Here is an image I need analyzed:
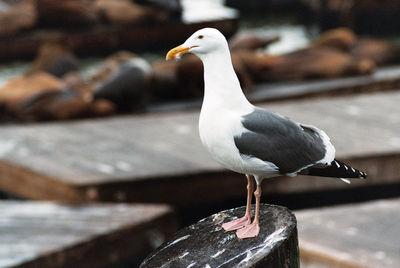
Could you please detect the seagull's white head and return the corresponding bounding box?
[166,28,228,60]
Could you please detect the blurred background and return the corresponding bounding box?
[0,0,399,267]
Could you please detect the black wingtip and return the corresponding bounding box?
[359,170,367,179]
[302,159,367,179]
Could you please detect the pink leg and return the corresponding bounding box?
[222,175,254,231]
[236,183,261,239]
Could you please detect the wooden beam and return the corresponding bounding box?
[0,92,399,204]
[296,198,400,268]
[149,65,400,112]
[140,204,299,267]
[0,201,178,268]
[0,161,82,202]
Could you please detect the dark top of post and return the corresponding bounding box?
[140,204,299,268]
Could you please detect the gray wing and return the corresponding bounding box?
[234,108,327,174]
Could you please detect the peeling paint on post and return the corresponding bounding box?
[140,204,299,268]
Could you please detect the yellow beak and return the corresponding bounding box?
[166,45,191,60]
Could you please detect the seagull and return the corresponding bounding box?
[166,28,367,239]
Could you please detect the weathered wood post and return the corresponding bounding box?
[140,204,299,267]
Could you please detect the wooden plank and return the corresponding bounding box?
[296,198,400,268]
[0,91,399,203]
[148,65,400,112]
[0,201,177,268]
[248,65,400,102]
[140,204,299,268]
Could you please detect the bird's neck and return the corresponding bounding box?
[200,50,250,110]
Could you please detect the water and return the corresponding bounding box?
[238,15,314,55]
[181,0,238,23]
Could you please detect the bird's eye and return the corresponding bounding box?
[198,35,204,39]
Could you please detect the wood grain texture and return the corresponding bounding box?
[296,198,400,268]
[140,204,299,268]
[0,92,399,203]
[0,201,177,268]
[248,65,400,103]
[148,65,400,112]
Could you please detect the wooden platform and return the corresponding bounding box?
[0,200,177,268]
[0,91,400,203]
[149,65,400,112]
[141,204,299,268]
[296,198,400,268]
[249,65,400,102]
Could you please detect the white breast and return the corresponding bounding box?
[199,105,280,179]
[199,108,246,174]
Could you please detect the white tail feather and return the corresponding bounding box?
[340,178,351,184]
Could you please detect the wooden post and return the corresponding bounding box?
[140,204,299,268]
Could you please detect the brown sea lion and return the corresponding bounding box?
[351,37,400,66]
[312,27,357,51]
[239,48,374,81]
[94,0,167,25]
[229,31,280,51]
[27,42,79,78]
[0,0,36,37]
[91,51,152,111]
[36,0,100,27]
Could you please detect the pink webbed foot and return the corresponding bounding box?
[236,222,260,239]
[222,215,251,231]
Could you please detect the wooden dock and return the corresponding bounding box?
[249,65,400,102]
[149,65,400,112]
[0,201,177,268]
[296,198,400,268]
[0,91,399,204]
